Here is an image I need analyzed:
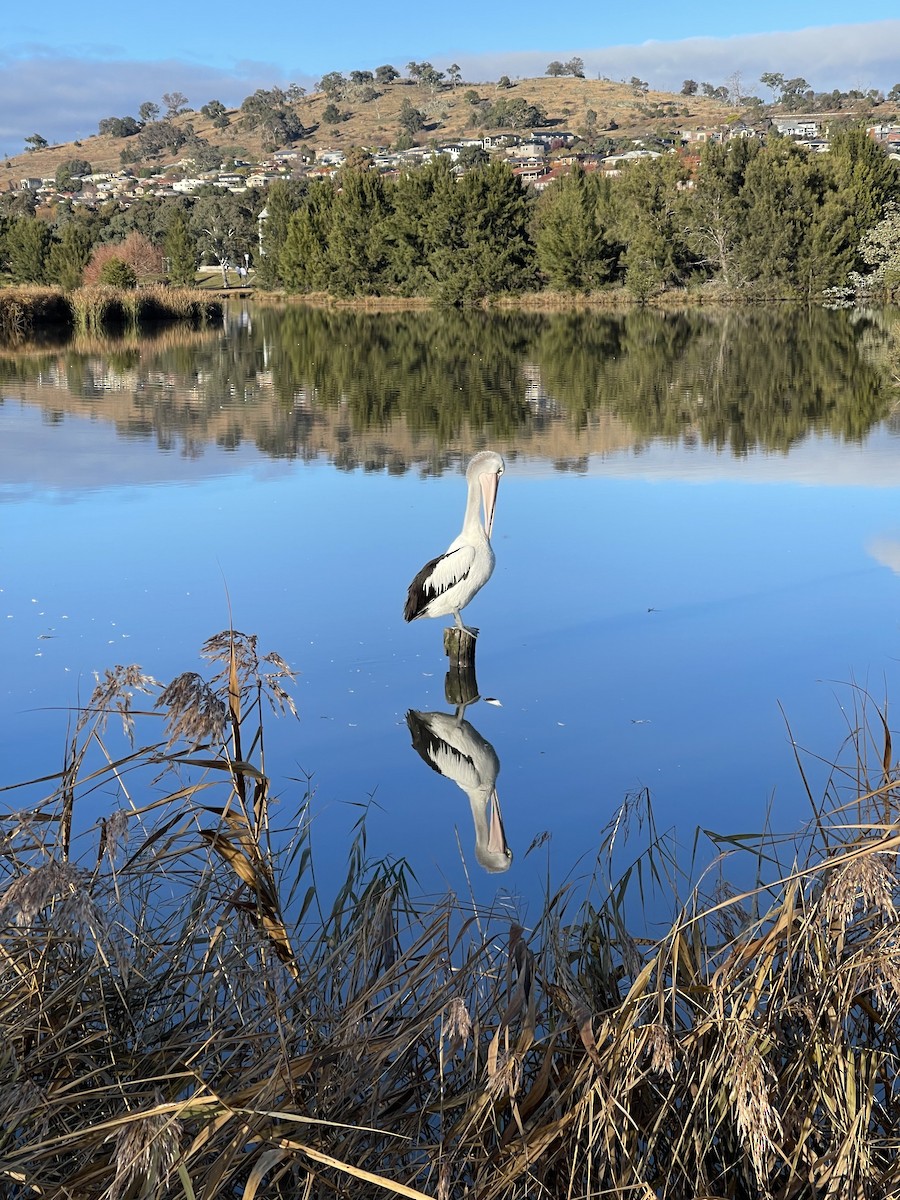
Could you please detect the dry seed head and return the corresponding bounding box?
[0,861,86,926]
[725,1024,782,1183]
[103,809,130,861]
[156,671,228,746]
[80,664,158,743]
[852,944,900,1009]
[108,1106,182,1200]
[822,850,897,928]
[643,1022,675,1077]
[445,995,473,1045]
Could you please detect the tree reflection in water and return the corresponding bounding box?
[1,303,898,467]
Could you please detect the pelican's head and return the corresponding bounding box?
[467,450,505,540]
[474,787,513,874]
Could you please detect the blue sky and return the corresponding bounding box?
[3,2,900,156]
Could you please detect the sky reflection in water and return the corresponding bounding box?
[2,306,900,920]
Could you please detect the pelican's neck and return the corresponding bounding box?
[461,473,486,539]
[469,787,495,847]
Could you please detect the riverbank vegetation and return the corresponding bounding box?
[0,284,222,339]
[2,127,899,307]
[3,631,900,1198]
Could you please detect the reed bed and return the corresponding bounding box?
[3,635,900,1199]
[69,286,223,334]
[0,285,222,341]
[0,286,71,339]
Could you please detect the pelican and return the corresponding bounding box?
[404,450,505,635]
[406,707,512,873]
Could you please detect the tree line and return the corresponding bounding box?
[265,127,900,301]
[0,128,898,302]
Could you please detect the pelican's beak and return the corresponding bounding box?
[480,470,500,540]
[487,788,509,860]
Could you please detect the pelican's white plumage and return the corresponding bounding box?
[406,707,512,873]
[404,450,505,635]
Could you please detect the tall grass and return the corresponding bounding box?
[69,285,223,334]
[3,636,900,1198]
[0,285,222,341]
[0,286,71,339]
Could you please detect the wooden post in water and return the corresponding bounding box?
[443,627,477,669]
[443,628,479,708]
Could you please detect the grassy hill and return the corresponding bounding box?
[0,76,745,187]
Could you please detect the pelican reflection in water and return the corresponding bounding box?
[404,450,505,636]
[406,705,512,873]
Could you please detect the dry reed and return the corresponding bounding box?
[0,285,222,341]
[3,639,900,1199]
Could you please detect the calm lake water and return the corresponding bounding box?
[3,302,900,921]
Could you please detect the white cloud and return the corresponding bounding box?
[867,537,900,574]
[0,53,316,156]
[456,20,900,95]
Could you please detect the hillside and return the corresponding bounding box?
[0,76,744,186]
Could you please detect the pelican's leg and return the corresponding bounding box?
[453,610,479,638]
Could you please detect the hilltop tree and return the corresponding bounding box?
[759,72,785,102]
[240,88,305,149]
[419,64,445,93]
[98,116,141,138]
[24,133,48,152]
[477,96,547,129]
[137,119,186,158]
[163,91,190,117]
[681,79,698,96]
[318,72,345,99]
[398,98,426,136]
[447,64,462,88]
[200,100,230,129]
[139,101,160,123]
[546,62,566,77]
[375,65,399,85]
[566,57,585,79]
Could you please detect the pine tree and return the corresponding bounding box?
[534,166,619,291]
[327,169,391,295]
[255,180,305,287]
[6,216,51,283]
[164,210,197,286]
[46,222,93,290]
[428,161,537,304]
[280,180,335,292]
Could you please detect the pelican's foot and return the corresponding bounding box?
[461,625,479,639]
